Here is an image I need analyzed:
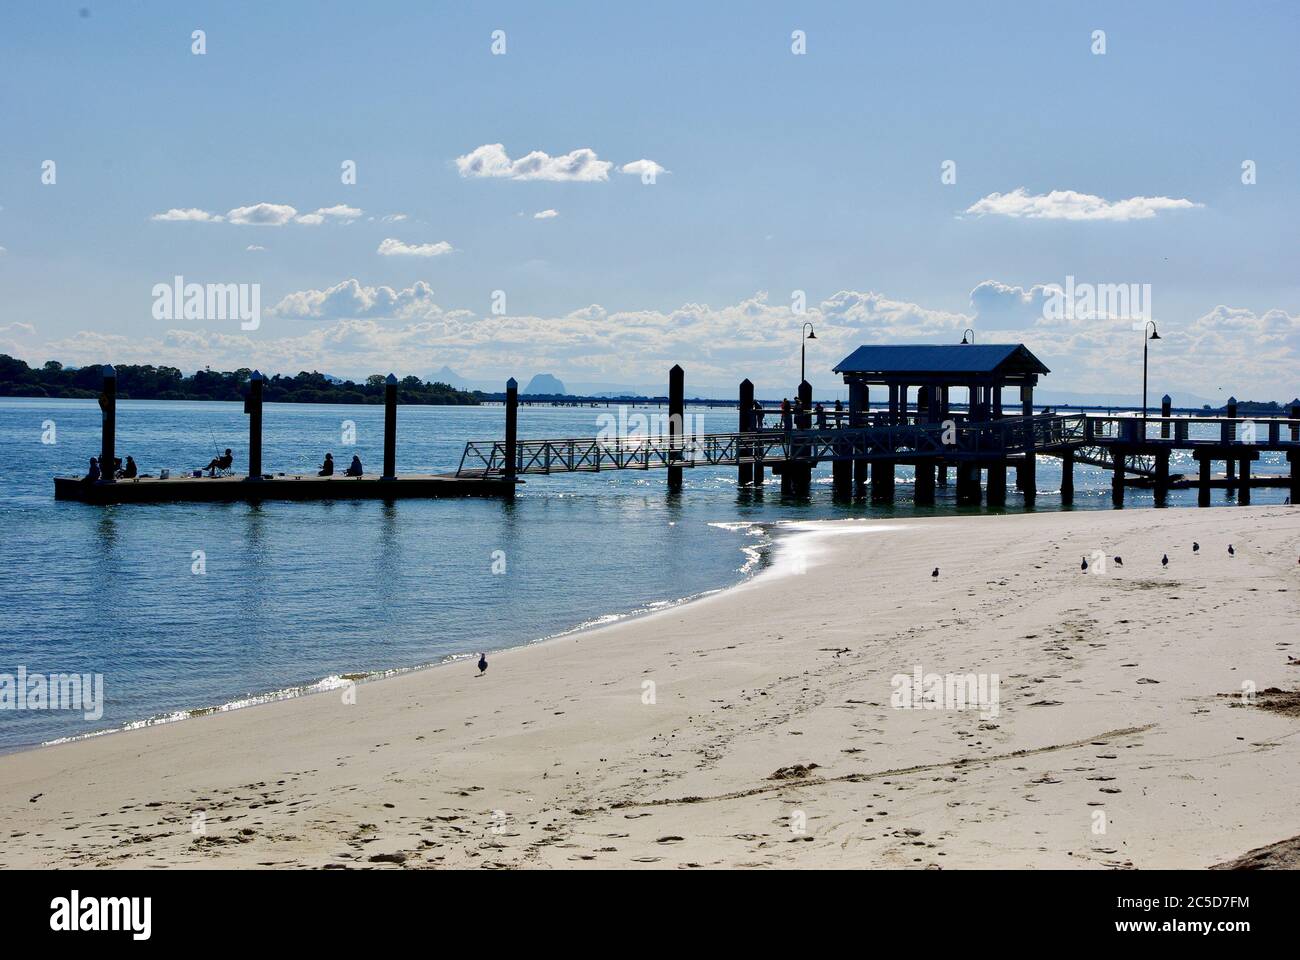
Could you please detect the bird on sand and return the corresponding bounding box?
[477,653,488,675]
[1081,556,1089,572]
[1193,542,1200,554]
[1161,554,1169,568]
[931,567,939,579]
[1113,556,1124,567]
[1228,544,1235,557]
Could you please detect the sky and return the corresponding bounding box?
[1,0,1298,401]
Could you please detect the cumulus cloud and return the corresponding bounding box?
[455,143,612,182]
[296,204,362,225]
[376,238,453,258]
[533,209,559,219]
[964,187,1203,221]
[150,208,225,223]
[619,159,668,180]
[152,202,363,226]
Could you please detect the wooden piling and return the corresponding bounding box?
[954,463,980,505]
[382,373,398,480]
[872,458,895,502]
[1111,449,1125,507]
[1224,397,1237,497]
[245,370,263,480]
[1239,455,1252,505]
[1060,450,1074,505]
[914,462,936,504]
[504,377,518,481]
[738,379,754,487]
[1290,450,1299,503]
[1160,394,1171,440]
[1291,400,1300,443]
[1197,452,1212,507]
[850,382,869,494]
[98,365,116,484]
[985,462,1007,505]
[1154,449,1170,506]
[1020,383,1036,502]
[668,365,684,492]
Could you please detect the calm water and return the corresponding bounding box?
[0,397,1289,750]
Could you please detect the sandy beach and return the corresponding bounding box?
[2,504,1297,870]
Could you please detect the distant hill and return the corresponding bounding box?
[522,373,566,395]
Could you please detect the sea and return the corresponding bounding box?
[0,396,1290,751]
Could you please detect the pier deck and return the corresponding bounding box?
[54,473,515,504]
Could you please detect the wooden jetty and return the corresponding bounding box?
[56,367,516,505]
[57,348,1300,508]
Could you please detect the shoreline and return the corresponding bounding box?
[2,505,1297,868]
[7,521,775,758]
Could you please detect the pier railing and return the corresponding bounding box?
[457,413,1088,477]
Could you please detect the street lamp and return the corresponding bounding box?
[801,322,816,383]
[1142,320,1160,419]
[960,328,975,345]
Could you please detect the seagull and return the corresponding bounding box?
[1161,554,1169,568]
[1192,542,1200,554]
[931,567,939,579]
[1228,544,1235,557]
[1081,556,1089,572]
[477,653,488,676]
[1113,556,1123,567]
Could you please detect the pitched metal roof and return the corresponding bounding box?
[832,343,1049,377]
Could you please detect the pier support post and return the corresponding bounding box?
[504,377,518,481]
[1224,397,1238,498]
[1291,400,1300,443]
[1160,394,1172,440]
[1239,455,1252,505]
[1197,453,1212,507]
[245,370,263,480]
[1290,450,1299,503]
[850,381,869,495]
[382,373,398,480]
[937,464,948,487]
[954,463,981,505]
[1111,449,1126,507]
[1020,383,1036,502]
[871,458,895,502]
[914,462,935,504]
[98,365,116,484]
[668,365,684,492]
[1060,451,1074,505]
[1154,450,1170,506]
[738,379,754,487]
[792,379,813,496]
[986,462,1007,506]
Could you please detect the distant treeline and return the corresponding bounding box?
[1207,400,1297,414]
[0,356,479,405]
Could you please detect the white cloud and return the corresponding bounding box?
[619,159,668,180]
[381,213,408,222]
[455,143,612,182]
[533,209,559,219]
[296,204,362,225]
[150,208,224,223]
[376,238,453,258]
[0,322,35,335]
[246,244,266,252]
[226,202,300,226]
[964,187,1203,221]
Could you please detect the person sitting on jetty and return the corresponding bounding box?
[781,398,793,432]
[345,455,363,477]
[203,449,234,477]
[318,453,335,477]
[83,457,100,483]
[117,455,138,479]
[815,402,827,429]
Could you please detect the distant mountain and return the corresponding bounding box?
[522,373,567,395]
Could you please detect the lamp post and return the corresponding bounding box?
[1142,320,1160,420]
[800,322,816,384]
[960,328,974,345]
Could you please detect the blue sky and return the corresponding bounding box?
[1,0,1297,399]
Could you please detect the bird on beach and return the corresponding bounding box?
[1193,542,1200,554]
[1228,544,1235,557]
[477,653,488,676]
[1080,556,1089,572]
[931,567,939,579]
[1113,556,1123,568]
[1161,554,1169,568]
